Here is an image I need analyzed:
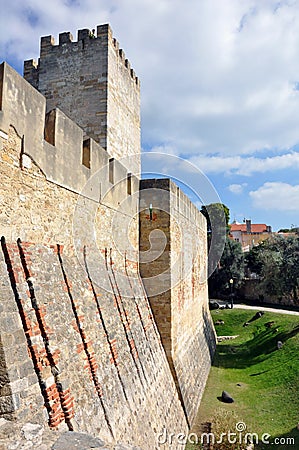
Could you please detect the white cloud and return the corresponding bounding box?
[2,1,299,158]
[228,183,247,194]
[146,144,179,156]
[249,182,299,211]
[190,151,299,176]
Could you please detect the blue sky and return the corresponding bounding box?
[1,0,299,231]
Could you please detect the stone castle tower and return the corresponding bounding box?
[24,24,140,174]
[0,24,216,449]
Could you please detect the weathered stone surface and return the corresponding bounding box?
[52,431,105,449]
[21,423,44,443]
[217,335,239,342]
[139,179,216,425]
[277,340,283,349]
[221,391,234,403]
[0,424,143,450]
[0,395,15,414]
[114,445,142,450]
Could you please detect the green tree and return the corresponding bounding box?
[246,235,299,303]
[208,238,244,299]
[277,227,299,233]
[200,203,229,278]
[201,203,230,235]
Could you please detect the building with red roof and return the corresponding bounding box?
[230,219,272,251]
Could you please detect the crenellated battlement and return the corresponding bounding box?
[24,24,141,174]
[0,62,139,210]
[28,24,139,87]
[139,178,207,229]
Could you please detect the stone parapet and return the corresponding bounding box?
[0,62,138,210]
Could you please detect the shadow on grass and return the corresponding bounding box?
[213,324,299,369]
[276,324,299,342]
[249,369,271,377]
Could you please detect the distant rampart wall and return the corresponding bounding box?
[139,179,216,426]
[239,279,299,307]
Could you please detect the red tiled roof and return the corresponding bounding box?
[230,223,268,233]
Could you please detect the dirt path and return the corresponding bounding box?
[211,299,299,316]
[233,303,299,316]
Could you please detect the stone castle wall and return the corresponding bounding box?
[24,24,140,175]
[0,22,216,449]
[0,63,188,449]
[169,182,216,424]
[139,179,216,427]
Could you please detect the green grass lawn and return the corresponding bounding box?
[187,309,299,450]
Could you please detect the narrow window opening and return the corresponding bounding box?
[176,187,180,210]
[82,139,91,168]
[19,135,24,169]
[44,110,56,145]
[109,158,114,184]
[0,65,3,109]
[127,173,132,195]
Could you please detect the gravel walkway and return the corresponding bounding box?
[211,299,299,316]
[233,303,299,315]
